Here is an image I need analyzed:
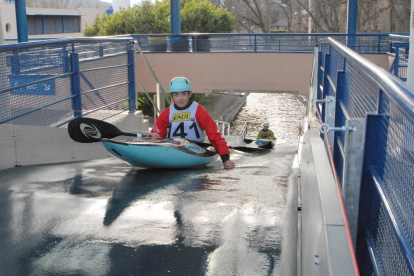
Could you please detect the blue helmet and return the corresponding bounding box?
[169,77,191,93]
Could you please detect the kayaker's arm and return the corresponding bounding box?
[196,105,235,168]
[257,130,263,139]
[151,107,170,138]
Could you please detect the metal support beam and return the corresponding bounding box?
[407,0,414,88]
[339,119,363,246]
[347,0,357,34]
[346,0,357,49]
[323,96,336,154]
[15,0,28,43]
[171,0,181,35]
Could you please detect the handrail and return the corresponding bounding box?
[0,37,134,51]
[215,120,230,135]
[240,121,250,139]
[324,37,414,122]
[132,33,407,38]
[134,42,170,113]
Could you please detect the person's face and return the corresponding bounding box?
[263,125,269,130]
[171,91,191,108]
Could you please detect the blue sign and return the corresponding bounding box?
[9,74,56,95]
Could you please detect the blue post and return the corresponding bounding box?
[70,53,82,118]
[127,47,136,114]
[11,51,20,75]
[15,0,28,42]
[171,0,180,34]
[347,0,357,49]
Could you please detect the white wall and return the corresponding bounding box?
[0,3,104,42]
[112,0,130,12]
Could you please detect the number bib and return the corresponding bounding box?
[168,102,205,142]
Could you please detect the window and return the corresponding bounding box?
[65,16,80,33]
[27,15,80,35]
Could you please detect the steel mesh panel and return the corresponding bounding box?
[320,38,414,275]
[381,102,414,250]
[342,59,379,118]
[0,39,133,127]
[329,49,345,89]
[357,172,412,276]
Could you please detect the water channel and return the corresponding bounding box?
[231,93,307,145]
[0,93,304,276]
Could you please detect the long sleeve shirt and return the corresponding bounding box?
[151,103,231,162]
[257,129,275,139]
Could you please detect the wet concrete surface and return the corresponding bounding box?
[0,145,298,276]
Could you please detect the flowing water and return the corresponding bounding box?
[0,93,304,276]
[231,93,307,145]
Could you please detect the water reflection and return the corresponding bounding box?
[231,93,306,145]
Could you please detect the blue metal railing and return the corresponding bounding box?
[133,33,407,54]
[389,42,409,81]
[0,37,136,127]
[317,37,414,275]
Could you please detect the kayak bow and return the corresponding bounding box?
[101,138,217,169]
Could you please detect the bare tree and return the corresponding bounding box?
[210,0,411,33]
[389,0,410,32]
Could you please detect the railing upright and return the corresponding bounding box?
[70,52,82,118]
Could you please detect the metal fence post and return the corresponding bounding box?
[340,119,363,246]
[324,95,336,153]
[11,51,20,75]
[70,52,82,118]
[128,46,136,114]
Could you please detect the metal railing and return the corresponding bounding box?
[240,121,249,140]
[389,42,409,81]
[132,33,406,54]
[315,37,414,275]
[215,120,230,136]
[0,37,136,127]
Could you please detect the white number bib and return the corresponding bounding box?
[168,102,205,142]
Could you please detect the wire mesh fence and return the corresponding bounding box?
[0,38,135,127]
[318,37,414,275]
[134,33,396,54]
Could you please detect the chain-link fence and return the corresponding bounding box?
[318,37,414,275]
[0,37,136,127]
[134,33,396,54]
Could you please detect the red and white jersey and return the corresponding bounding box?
[168,102,206,142]
[151,102,230,157]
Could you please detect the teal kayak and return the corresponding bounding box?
[101,138,217,169]
[255,139,275,149]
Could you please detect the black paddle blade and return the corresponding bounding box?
[243,139,254,144]
[68,117,124,143]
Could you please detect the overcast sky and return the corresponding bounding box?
[102,0,146,7]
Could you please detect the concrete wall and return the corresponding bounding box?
[0,111,149,171]
[136,52,390,96]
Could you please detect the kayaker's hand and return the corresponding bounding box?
[223,160,235,169]
[150,132,161,139]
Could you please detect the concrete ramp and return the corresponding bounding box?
[0,143,298,276]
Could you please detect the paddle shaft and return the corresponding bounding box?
[68,118,268,154]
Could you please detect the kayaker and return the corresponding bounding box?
[150,77,236,169]
[257,122,275,139]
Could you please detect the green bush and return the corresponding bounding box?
[84,0,235,36]
[181,0,235,33]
